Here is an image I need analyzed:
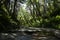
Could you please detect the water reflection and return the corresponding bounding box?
[0,32,60,40]
[16,35,32,40]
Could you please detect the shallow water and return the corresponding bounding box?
[0,32,60,40]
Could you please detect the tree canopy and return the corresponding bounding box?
[0,0,60,32]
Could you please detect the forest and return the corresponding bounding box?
[0,0,60,32]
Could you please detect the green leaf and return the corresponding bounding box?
[36,0,38,2]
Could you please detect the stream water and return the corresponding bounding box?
[0,32,60,40]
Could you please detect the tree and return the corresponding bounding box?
[0,0,21,32]
[0,0,60,32]
[18,0,60,29]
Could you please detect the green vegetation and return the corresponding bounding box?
[0,0,60,31]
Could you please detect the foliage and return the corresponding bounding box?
[0,0,60,32]
[0,0,20,31]
[18,0,60,29]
